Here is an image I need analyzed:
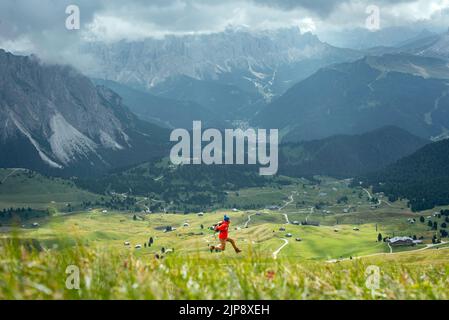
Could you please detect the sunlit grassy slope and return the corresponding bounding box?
[1,237,449,300]
[0,169,100,211]
[1,205,445,300]
[1,175,448,300]
[4,209,392,260]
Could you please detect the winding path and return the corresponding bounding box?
[1,168,22,184]
[278,192,297,225]
[243,213,257,228]
[388,242,393,254]
[363,188,373,199]
[363,188,381,205]
[364,187,395,207]
[279,192,296,210]
[273,239,289,260]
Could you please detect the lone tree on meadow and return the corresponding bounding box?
[433,221,438,230]
[377,233,383,242]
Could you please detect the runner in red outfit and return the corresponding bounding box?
[216,219,230,239]
[210,215,241,253]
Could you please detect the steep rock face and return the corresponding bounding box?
[82,27,361,100]
[0,50,168,176]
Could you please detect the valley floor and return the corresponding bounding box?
[1,174,448,299]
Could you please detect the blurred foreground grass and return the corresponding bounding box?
[1,238,449,300]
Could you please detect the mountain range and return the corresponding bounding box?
[82,28,449,137]
[0,50,169,176]
[321,27,438,50]
[3,27,449,184]
[255,53,449,142]
[402,29,449,60]
[82,27,361,104]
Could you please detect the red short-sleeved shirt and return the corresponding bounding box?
[215,221,230,239]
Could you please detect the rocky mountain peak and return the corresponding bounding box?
[0,50,167,175]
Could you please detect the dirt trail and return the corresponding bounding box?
[273,238,289,260]
[279,192,295,210]
[279,192,297,224]
[243,213,257,228]
[1,168,22,184]
[363,188,382,205]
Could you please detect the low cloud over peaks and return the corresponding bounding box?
[1,0,448,66]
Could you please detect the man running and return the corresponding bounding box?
[210,215,242,253]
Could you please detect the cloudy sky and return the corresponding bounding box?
[1,0,448,63]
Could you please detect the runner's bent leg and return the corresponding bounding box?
[227,238,241,253]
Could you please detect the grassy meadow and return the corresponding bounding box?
[2,237,449,300]
[1,174,448,300]
[0,169,100,211]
